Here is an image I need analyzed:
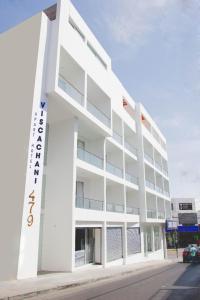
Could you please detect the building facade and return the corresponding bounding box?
[169,198,200,248]
[0,0,171,281]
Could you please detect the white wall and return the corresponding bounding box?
[41,118,77,272]
[0,13,46,281]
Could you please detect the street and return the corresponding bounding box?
[32,260,200,300]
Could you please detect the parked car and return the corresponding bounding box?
[182,245,200,263]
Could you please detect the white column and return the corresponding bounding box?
[41,118,78,272]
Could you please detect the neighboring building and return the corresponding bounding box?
[0,0,171,281]
[171,198,200,221]
[169,198,200,247]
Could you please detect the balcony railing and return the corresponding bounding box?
[163,169,168,177]
[125,172,138,185]
[145,180,155,190]
[156,186,163,194]
[144,153,154,165]
[58,75,84,105]
[113,130,123,145]
[87,100,111,127]
[147,209,157,219]
[76,197,104,211]
[107,202,124,213]
[124,141,137,156]
[77,147,103,169]
[106,161,123,178]
[158,211,165,219]
[164,190,170,197]
[126,206,140,215]
[155,161,162,172]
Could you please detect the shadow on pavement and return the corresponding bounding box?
[161,263,200,300]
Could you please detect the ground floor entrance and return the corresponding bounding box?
[75,227,101,267]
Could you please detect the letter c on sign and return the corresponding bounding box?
[38,127,43,133]
[36,144,42,150]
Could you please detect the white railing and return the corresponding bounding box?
[156,186,163,194]
[147,209,157,219]
[126,206,140,215]
[124,141,137,156]
[145,180,155,190]
[106,162,123,178]
[155,161,162,172]
[58,75,84,105]
[76,197,104,211]
[77,147,103,169]
[144,152,154,165]
[125,172,138,185]
[158,211,165,219]
[107,202,124,213]
[87,100,111,127]
[113,130,123,145]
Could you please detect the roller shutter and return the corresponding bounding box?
[127,227,141,255]
[107,227,123,262]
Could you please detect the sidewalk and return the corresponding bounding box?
[0,258,176,300]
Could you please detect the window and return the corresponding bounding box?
[87,42,107,69]
[69,17,85,41]
[171,203,173,210]
[77,139,85,149]
[154,226,161,251]
[179,203,193,210]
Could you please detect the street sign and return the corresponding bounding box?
[177,225,199,232]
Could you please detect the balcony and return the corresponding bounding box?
[163,169,168,177]
[156,186,163,194]
[113,130,123,145]
[58,76,84,105]
[155,161,162,172]
[158,211,165,219]
[144,152,154,165]
[125,172,138,185]
[87,100,110,127]
[76,197,103,211]
[145,180,155,190]
[126,206,140,215]
[163,190,170,197]
[147,209,157,219]
[77,147,103,169]
[107,202,124,213]
[124,141,137,156]
[106,161,123,178]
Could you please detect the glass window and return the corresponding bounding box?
[75,228,85,251]
[69,17,85,41]
[154,226,161,251]
[179,203,192,210]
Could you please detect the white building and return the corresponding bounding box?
[0,0,171,281]
[171,198,200,223]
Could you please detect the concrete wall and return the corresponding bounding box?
[0,13,45,280]
[41,118,77,272]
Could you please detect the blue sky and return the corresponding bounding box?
[1,0,199,198]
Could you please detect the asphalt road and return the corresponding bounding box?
[32,261,200,300]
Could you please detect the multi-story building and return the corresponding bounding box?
[0,0,171,281]
[168,198,200,247]
[171,198,200,221]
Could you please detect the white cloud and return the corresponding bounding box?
[103,0,173,46]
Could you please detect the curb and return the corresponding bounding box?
[0,260,176,300]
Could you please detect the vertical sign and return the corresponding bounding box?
[18,99,47,279]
